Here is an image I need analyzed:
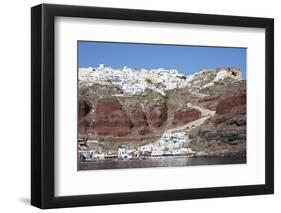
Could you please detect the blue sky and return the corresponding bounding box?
[78,41,247,79]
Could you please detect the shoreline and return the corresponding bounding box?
[78,156,246,171]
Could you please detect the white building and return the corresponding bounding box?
[118,147,132,159]
[78,65,195,96]
[151,148,164,156]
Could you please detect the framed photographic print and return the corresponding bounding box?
[31,3,274,209]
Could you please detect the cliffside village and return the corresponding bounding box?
[79,64,241,97]
[78,130,201,162]
[78,65,243,162]
[79,64,196,96]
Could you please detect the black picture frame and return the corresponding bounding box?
[31,3,274,209]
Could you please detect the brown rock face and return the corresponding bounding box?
[78,99,92,134]
[147,101,168,129]
[216,91,246,114]
[197,96,221,111]
[209,105,246,125]
[196,105,246,146]
[94,99,133,137]
[173,108,201,125]
[130,103,150,135]
[79,119,91,134]
[190,89,247,157]
[78,99,91,118]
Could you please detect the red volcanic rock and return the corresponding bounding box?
[138,127,150,135]
[79,119,91,134]
[197,96,221,111]
[94,99,133,137]
[208,105,246,125]
[173,108,201,125]
[131,104,148,128]
[147,102,168,128]
[216,92,246,115]
[96,98,122,113]
[130,103,150,135]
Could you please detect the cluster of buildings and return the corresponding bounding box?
[79,64,195,96]
[139,131,194,157]
[79,65,242,96]
[79,130,196,162]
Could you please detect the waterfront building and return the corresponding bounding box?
[151,148,164,157]
[93,152,105,159]
[118,147,132,159]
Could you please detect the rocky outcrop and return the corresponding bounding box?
[197,96,221,111]
[78,99,92,134]
[216,91,246,114]
[78,67,247,159]
[189,67,242,92]
[173,108,201,125]
[94,99,133,137]
[189,89,246,157]
[79,119,91,134]
[130,103,150,135]
[147,101,168,129]
[210,105,246,125]
[78,99,91,118]
[199,126,246,145]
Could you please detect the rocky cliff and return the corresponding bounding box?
[78,66,246,157]
[189,82,246,157]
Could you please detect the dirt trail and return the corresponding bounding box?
[187,103,215,117]
[167,103,215,133]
